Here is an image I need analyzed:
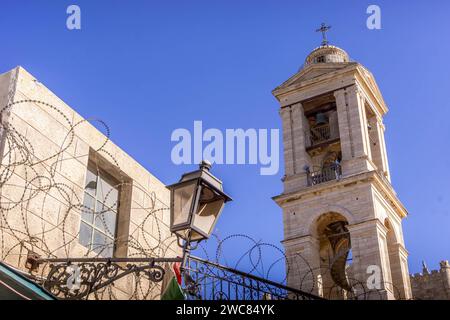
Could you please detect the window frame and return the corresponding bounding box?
[80,163,121,257]
[316,56,326,63]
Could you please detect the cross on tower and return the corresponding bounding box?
[316,23,331,46]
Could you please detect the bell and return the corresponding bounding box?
[315,112,328,125]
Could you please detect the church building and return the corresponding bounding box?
[273,27,412,299]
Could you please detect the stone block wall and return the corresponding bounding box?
[0,66,179,299]
[410,261,450,300]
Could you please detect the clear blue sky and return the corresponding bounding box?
[0,0,449,275]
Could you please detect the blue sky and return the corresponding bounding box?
[0,0,449,275]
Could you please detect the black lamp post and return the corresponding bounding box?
[167,160,232,267]
[168,160,231,243]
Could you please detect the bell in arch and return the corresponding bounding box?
[315,112,328,125]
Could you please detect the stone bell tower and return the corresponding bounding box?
[272,28,412,299]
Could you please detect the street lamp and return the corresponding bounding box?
[167,160,232,245]
[24,160,231,299]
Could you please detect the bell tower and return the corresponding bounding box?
[272,29,412,300]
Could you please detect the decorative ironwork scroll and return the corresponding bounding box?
[30,257,181,300]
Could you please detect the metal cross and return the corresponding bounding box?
[316,23,331,46]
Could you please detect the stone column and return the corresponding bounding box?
[368,117,382,174]
[375,119,391,181]
[283,235,321,296]
[359,93,372,161]
[347,219,395,300]
[334,86,374,176]
[280,103,312,191]
[328,110,340,140]
[346,85,371,159]
[279,106,295,177]
[334,89,353,160]
[389,244,412,299]
[291,102,310,174]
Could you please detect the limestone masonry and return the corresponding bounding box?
[272,44,448,300]
[0,45,447,299]
[0,66,179,299]
[410,261,450,300]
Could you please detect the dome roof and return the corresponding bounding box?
[304,45,350,67]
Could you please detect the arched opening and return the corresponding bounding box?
[314,212,352,299]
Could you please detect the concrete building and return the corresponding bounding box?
[0,66,179,299]
[272,43,412,299]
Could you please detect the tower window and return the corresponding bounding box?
[316,56,325,63]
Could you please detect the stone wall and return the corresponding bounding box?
[410,261,450,300]
[0,66,179,299]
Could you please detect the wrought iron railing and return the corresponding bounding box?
[183,256,322,300]
[309,124,331,146]
[306,164,342,186]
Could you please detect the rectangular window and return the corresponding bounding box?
[316,56,325,63]
[80,164,120,257]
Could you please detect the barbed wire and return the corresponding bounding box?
[0,98,175,299]
[0,98,403,300]
[192,233,405,300]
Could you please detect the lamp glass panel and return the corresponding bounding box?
[173,182,197,227]
[193,199,225,236]
[189,230,205,242]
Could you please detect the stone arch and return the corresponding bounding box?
[384,218,399,244]
[306,204,355,237]
[308,209,354,299]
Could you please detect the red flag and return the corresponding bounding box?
[173,262,181,285]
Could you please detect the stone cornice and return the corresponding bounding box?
[272,63,358,101]
[354,66,388,116]
[273,170,407,219]
[281,218,408,247]
[273,170,372,204]
[273,63,389,120]
[396,243,409,258]
[371,171,408,218]
[281,234,318,246]
[346,218,385,234]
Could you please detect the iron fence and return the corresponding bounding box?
[183,256,322,300]
[310,124,331,146]
[307,164,342,186]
